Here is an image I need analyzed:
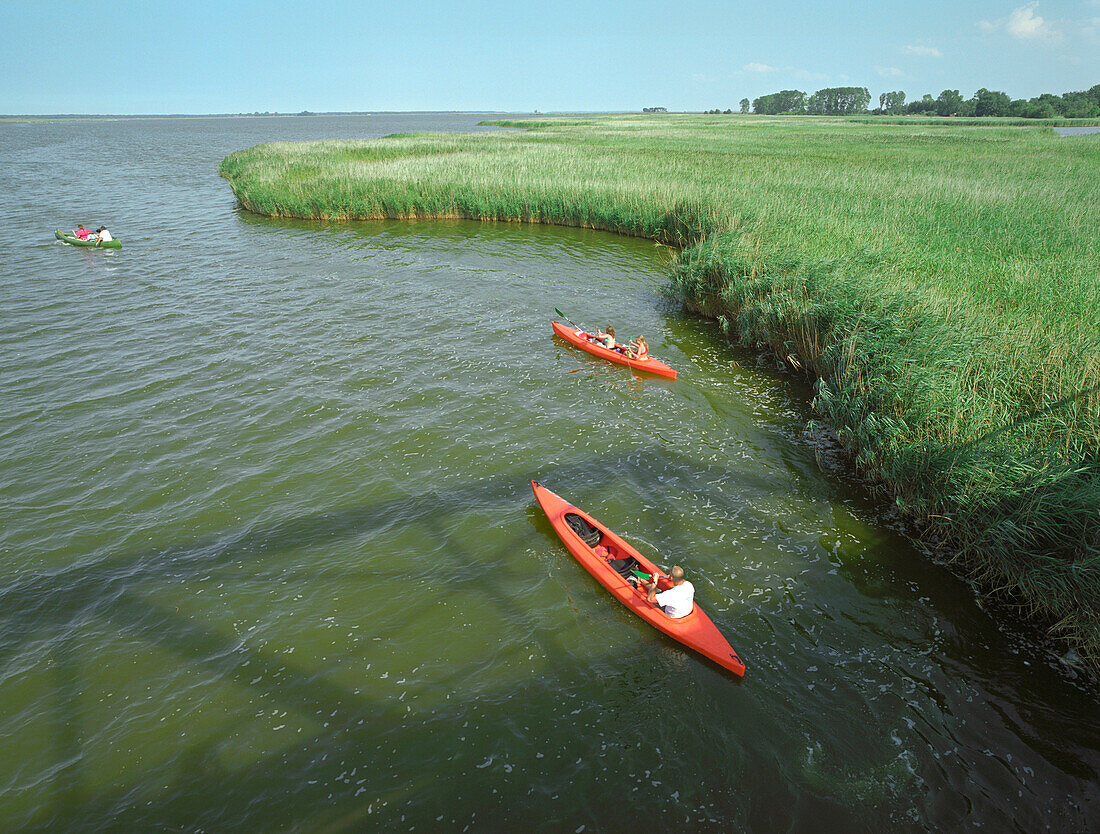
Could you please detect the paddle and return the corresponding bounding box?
[555,308,622,352]
[554,308,584,332]
[556,310,640,355]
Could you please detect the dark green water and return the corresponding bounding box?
[1,115,1097,832]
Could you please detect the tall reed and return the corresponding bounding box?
[220,116,1100,668]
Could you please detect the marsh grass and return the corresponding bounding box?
[220,115,1100,667]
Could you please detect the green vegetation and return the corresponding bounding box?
[220,115,1100,667]
[753,87,872,115]
[745,83,1100,118]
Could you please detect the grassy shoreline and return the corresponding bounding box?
[219,115,1099,669]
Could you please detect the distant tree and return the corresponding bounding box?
[724,108,733,114]
[906,94,936,115]
[1030,93,1066,116]
[752,90,807,114]
[1061,91,1100,118]
[751,95,773,114]
[806,87,871,115]
[878,90,906,115]
[973,88,1012,117]
[803,87,825,115]
[935,89,964,116]
[736,83,1095,119]
[779,89,808,113]
[1020,99,1059,118]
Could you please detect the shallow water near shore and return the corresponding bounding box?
[1,114,1098,832]
[1053,125,1100,135]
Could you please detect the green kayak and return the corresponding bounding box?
[55,229,121,249]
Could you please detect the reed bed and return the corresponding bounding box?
[220,115,1100,668]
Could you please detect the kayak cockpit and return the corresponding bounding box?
[565,511,602,546]
[564,511,649,587]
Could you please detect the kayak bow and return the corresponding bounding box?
[532,480,745,677]
[551,321,676,379]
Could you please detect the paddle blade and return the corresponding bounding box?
[554,307,581,331]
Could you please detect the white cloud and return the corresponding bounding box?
[743,62,777,73]
[979,2,1062,41]
[876,66,904,77]
[900,45,942,57]
[1008,3,1050,37]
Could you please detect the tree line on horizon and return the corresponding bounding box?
[701,84,1100,118]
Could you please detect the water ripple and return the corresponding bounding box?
[0,115,1097,833]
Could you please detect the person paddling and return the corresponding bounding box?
[73,224,91,240]
[642,565,694,618]
[626,335,648,360]
[594,325,618,350]
[93,226,113,244]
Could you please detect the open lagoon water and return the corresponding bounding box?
[1,114,1098,832]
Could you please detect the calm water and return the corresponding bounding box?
[1,114,1098,832]
[1054,125,1100,136]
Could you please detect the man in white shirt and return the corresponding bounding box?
[95,226,113,243]
[643,565,694,618]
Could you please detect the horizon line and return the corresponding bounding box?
[0,110,648,120]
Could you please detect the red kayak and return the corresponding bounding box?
[532,480,745,677]
[551,321,677,379]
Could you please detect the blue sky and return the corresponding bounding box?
[2,0,1097,114]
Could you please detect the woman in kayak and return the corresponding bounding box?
[626,335,648,360]
[594,325,618,350]
[642,566,694,618]
[73,224,92,240]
